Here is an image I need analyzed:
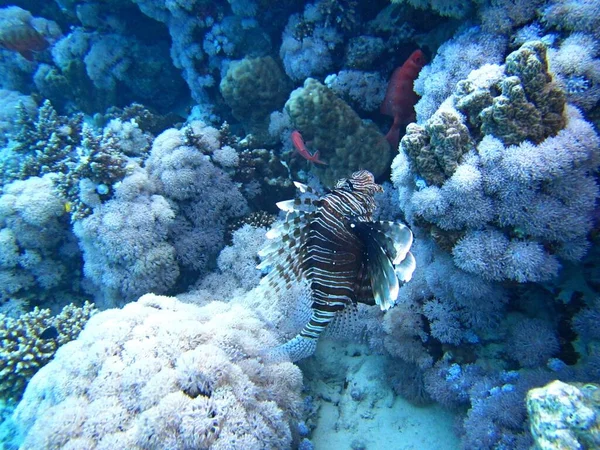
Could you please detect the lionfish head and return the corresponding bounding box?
[335,170,383,195]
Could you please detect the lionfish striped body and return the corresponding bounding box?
[259,170,416,361]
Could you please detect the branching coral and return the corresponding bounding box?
[4,100,139,221]
[8,100,82,183]
[13,294,303,449]
[0,301,96,401]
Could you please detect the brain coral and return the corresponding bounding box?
[13,294,303,450]
[285,78,391,187]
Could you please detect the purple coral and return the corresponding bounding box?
[508,317,560,368]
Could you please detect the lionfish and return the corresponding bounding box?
[258,170,416,361]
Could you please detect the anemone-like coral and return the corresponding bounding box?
[73,167,178,308]
[392,41,599,282]
[13,294,303,450]
[0,175,83,304]
[146,121,248,274]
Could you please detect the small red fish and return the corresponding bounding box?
[0,21,49,61]
[381,49,427,149]
[291,130,327,165]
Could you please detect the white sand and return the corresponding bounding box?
[304,340,460,450]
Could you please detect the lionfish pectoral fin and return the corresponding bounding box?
[293,181,309,192]
[395,251,416,283]
[276,199,297,212]
[22,51,33,61]
[391,223,414,264]
[355,222,400,311]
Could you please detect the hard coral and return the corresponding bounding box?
[479,41,566,145]
[0,301,96,401]
[220,56,292,126]
[13,294,303,450]
[527,380,600,450]
[285,78,391,186]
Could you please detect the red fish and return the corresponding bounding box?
[291,130,327,165]
[0,21,49,61]
[380,49,427,149]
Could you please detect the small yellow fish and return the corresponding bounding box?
[64,201,72,213]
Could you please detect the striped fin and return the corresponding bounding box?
[324,303,361,338]
[257,212,313,292]
[395,251,416,283]
[354,221,414,310]
[276,182,322,213]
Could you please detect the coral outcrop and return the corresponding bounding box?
[527,380,600,450]
[13,294,303,450]
[392,41,599,282]
[285,78,391,186]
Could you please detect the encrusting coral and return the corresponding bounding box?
[527,380,600,450]
[0,301,96,401]
[13,294,303,450]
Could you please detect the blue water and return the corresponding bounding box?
[0,0,599,449]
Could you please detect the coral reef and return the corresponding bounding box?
[285,78,391,186]
[393,41,599,282]
[1,1,600,449]
[527,380,600,450]
[13,294,303,449]
[0,301,96,401]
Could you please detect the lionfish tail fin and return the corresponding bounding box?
[270,335,318,362]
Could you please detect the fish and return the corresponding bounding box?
[258,170,416,361]
[380,49,427,149]
[39,325,59,340]
[0,21,49,61]
[291,130,328,165]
